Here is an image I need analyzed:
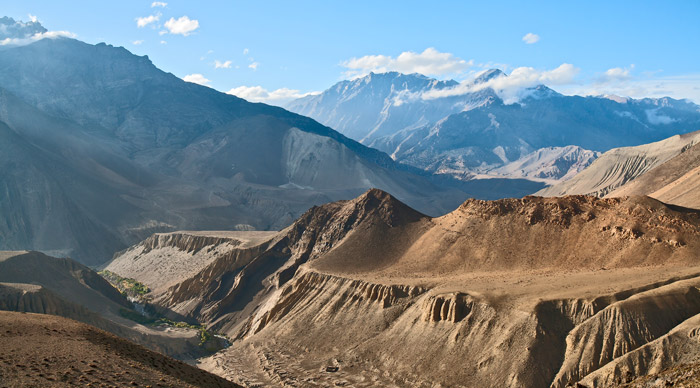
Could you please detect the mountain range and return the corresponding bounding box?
[0,31,466,265]
[3,15,700,388]
[287,71,700,184]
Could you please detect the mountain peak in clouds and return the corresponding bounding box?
[473,68,505,84]
[0,16,46,40]
[286,71,466,142]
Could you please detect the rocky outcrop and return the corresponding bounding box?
[423,293,473,323]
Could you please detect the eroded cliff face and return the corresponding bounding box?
[107,190,700,387]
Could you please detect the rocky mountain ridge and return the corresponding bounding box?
[0,36,466,265]
[107,189,700,387]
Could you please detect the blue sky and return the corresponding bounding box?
[3,0,700,104]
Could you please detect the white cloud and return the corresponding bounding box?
[421,63,580,103]
[227,86,319,106]
[28,14,38,23]
[522,33,540,44]
[183,73,211,86]
[132,40,143,45]
[646,108,677,124]
[151,1,167,7]
[136,13,160,28]
[341,47,473,78]
[597,65,635,83]
[243,48,249,55]
[160,40,167,44]
[214,60,232,69]
[0,30,77,46]
[248,62,259,70]
[164,16,199,36]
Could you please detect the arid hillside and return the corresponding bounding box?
[609,141,700,209]
[536,130,700,199]
[108,189,700,387]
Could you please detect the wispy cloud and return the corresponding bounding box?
[27,14,38,23]
[522,33,540,44]
[183,73,210,86]
[420,64,579,103]
[227,86,319,106]
[341,47,473,79]
[0,30,77,46]
[243,48,249,55]
[561,72,700,103]
[132,40,144,45]
[214,60,232,69]
[151,1,167,7]
[248,62,259,70]
[136,13,160,28]
[163,16,199,36]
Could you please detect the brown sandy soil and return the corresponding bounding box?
[0,311,240,388]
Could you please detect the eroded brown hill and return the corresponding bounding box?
[108,189,700,387]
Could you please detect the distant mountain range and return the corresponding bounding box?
[287,71,700,183]
[0,23,466,264]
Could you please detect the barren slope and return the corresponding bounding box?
[609,141,700,209]
[106,231,277,293]
[109,189,700,387]
[0,311,240,388]
[536,130,700,198]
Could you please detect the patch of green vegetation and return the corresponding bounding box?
[118,308,222,349]
[106,272,227,352]
[99,270,150,299]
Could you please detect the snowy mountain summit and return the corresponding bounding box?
[287,69,700,185]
